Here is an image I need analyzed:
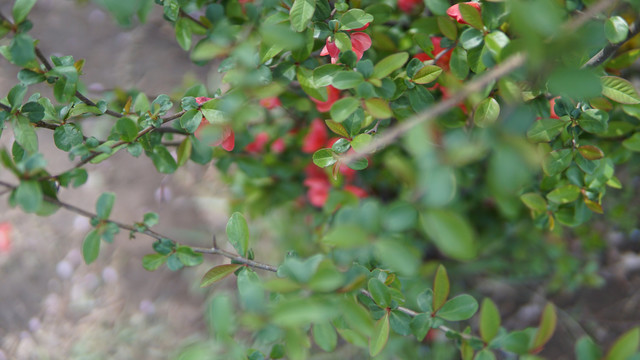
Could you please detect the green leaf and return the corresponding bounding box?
[180,109,202,133]
[438,15,458,40]
[330,97,360,123]
[412,65,443,84]
[53,123,83,152]
[271,297,336,327]
[604,16,629,44]
[313,148,337,168]
[578,109,609,133]
[623,133,640,152]
[369,312,390,357]
[531,303,557,353]
[347,157,368,170]
[520,193,547,213]
[200,264,243,287]
[15,180,42,213]
[17,69,45,85]
[332,71,364,90]
[578,145,604,160]
[142,254,167,271]
[547,184,581,204]
[175,17,192,51]
[226,212,249,257]
[96,192,115,219]
[372,52,409,79]
[308,259,344,292]
[605,328,640,360]
[421,210,477,261]
[237,268,264,311]
[436,294,478,321]
[351,134,372,154]
[150,145,178,174]
[322,224,368,248]
[313,322,337,352]
[325,119,350,138]
[364,98,393,119]
[410,313,433,341]
[13,115,38,153]
[475,349,496,360]
[389,310,412,336]
[480,298,501,343]
[459,3,484,30]
[339,9,374,30]
[433,265,450,312]
[460,28,484,50]
[474,97,500,128]
[449,47,469,80]
[177,137,192,167]
[176,246,203,266]
[8,83,27,111]
[484,31,510,60]
[297,66,327,101]
[290,0,316,32]
[82,229,101,265]
[542,149,572,176]
[601,76,640,104]
[606,49,640,70]
[313,64,342,87]
[115,117,138,142]
[368,278,391,308]
[575,336,602,360]
[12,0,37,23]
[10,33,35,66]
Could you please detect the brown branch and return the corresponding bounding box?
[34,47,124,118]
[0,180,276,271]
[582,18,640,68]
[179,10,208,29]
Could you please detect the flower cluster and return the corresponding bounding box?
[320,24,371,64]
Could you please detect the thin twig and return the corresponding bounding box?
[582,18,640,68]
[34,47,124,118]
[0,102,12,112]
[179,10,207,29]
[0,180,277,271]
[340,53,527,165]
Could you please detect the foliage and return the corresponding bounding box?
[2,0,640,359]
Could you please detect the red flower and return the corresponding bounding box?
[414,37,452,71]
[398,0,422,14]
[344,185,368,198]
[320,31,372,64]
[446,2,481,25]
[245,132,270,153]
[270,138,286,154]
[259,97,281,110]
[303,177,331,207]
[549,97,560,119]
[0,222,11,254]
[195,97,235,151]
[302,119,329,154]
[311,85,341,113]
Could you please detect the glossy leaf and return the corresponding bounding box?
[547,184,581,204]
[436,294,478,321]
[369,312,390,357]
[459,3,484,30]
[578,145,604,160]
[372,52,409,79]
[96,192,115,220]
[313,321,337,352]
[604,16,629,44]
[474,97,500,128]
[412,65,443,84]
[53,123,83,152]
[432,265,450,312]
[480,298,501,343]
[605,328,639,360]
[226,212,249,257]
[82,229,101,265]
[313,148,337,167]
[330,97,360,123]
[15,180,42,213]
[531,303,557,353]
[12,0,37,24]
[290,0,316,32]
[150,145,178,174]
[521,193,547,213]
[410,313,433,341]
[142,254,168,271]
[339,9,374,30]
[421,210,477,261]
[364,98,392,119]
[175,246,203,266]
[542,149,572,176]
[601,76,640,104]
[200,264,243,287]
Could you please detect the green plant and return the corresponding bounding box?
[2,0,640,358]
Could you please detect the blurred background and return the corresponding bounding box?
[0,1,238,358]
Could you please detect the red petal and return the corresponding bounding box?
[311,86,341,113]
[218,127,235,151]
[349,23,370,31]
[0,222,12,253]
[259,97,281,110]
[270,138,286,154]
[350,32,372,60]
[549,97,560,119]
[302,119,329,154]
[195,97,213,105]
[245,132,270,153]
[446,2,481,25]
[344,185,368,198]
